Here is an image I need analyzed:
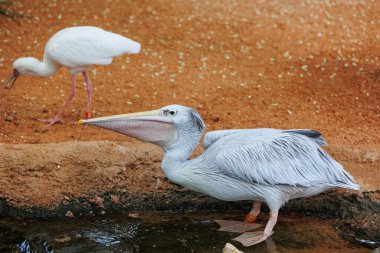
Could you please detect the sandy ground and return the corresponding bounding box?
[0,0,379,145]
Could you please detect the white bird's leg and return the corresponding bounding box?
[39,74,76,126]
[233,211,278,247]
[82,71,93,119]
[245,201,261,223]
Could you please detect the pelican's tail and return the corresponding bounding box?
[333,181,361,191]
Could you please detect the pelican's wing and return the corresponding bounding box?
[283,129,327,146]
[204,129,326,150]
[45,26,140,67]
[203,129,244,149]
[215,130,357,188]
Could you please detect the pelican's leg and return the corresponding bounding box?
[215,201,263,233]
[233,211,278,247]
[82,71,93,119]
[39,74,76,126]
[245,201,261,223]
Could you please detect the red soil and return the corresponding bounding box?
[0,0,379,145]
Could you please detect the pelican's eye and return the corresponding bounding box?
[163,109,177,116]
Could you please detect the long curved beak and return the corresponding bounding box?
[1,70,19,96]
[78,109,178,146]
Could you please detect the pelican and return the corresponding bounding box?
[1,26,140,126]
[79,104,360,246]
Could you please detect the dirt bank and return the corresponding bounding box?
[0,141,379,242]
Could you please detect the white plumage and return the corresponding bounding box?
[44,26,140,73]
[2,26,141,125]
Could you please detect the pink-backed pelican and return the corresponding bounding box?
[78,104,360,246]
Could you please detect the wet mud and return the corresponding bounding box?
[0,212,375,252]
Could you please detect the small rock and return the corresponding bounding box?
[128,212,140,218]
[363,152,378,163]
[5,114,14,122]
[223,243,244,253]
[65,211,75,218]
[54,234,71,243]
[111,194,120,204]
[5,114,18,124]
[89,196,104,207]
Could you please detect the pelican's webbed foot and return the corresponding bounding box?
[214,220,262,233]
[233,231,274,247]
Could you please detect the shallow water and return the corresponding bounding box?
[0,212,372,253]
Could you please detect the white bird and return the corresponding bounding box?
[1,26,141,126]
[78,104,360,247]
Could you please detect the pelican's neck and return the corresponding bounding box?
[161,130,202,179]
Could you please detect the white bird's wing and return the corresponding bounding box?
[214,130,358,188]
[45,26,140,68]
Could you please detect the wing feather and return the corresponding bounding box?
[203,129,244,149]
[215,131,357,188]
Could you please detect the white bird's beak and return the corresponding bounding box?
[78,109,178,147]
[1,69,20,96]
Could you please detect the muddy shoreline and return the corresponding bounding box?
[0,141,379,246]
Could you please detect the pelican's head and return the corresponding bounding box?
[1,57,41,96]
[78,105,206,149]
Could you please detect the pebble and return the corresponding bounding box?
[65,211,75,218]
[54,234,71,243]
[223,243,244,253]
[89,196,104,207]
[128,212,140,218]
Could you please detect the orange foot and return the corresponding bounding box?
[214,220,262,233]
[244,213,257,223]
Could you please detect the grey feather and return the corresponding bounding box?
[200,129,359,190]
[284,129,327,146]
[188,108,206,134]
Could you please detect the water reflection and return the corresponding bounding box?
[0,212,373,253]
[16,239,54,253]
[265,237,279,253]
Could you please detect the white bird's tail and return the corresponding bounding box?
[124,38,141,54]
[111,32,141,54]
